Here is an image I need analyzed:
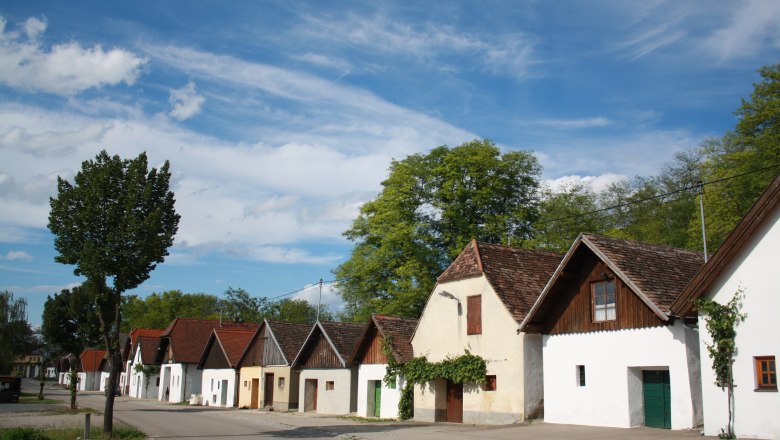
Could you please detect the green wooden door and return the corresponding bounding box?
[643,370,671,429]
[373,381,382,417]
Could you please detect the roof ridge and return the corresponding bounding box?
[583,233,703,256]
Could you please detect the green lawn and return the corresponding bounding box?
[0,425,145,440]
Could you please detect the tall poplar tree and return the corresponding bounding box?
[48,150,179,435]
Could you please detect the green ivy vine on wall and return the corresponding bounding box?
[382,337,487,420]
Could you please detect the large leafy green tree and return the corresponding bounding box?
[48,150,179,435]
[122,290,220,331]
[266,298,333,323]
[41,286,104,355]
[335,139,541,321]
[696,64,780,252]
[0,290,33,374]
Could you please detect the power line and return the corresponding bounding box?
[535,163,780,226]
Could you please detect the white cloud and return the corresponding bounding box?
[545,173,627,194]
[0,15,147,95]
[23,16,46,40]
[168,81,205,121]
[700,0,780,60]
[0,250,33,261]
[292,281,344,312]
[293,52,352,72]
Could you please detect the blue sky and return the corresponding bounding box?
[1,1,779,327]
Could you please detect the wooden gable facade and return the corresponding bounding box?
[200,336,231,370]
[240,325,285,367]
[293,321,365,370]
[353,325,387,365]
[298,330,343,369]
[522,234,704,335]
[533,249,665,335]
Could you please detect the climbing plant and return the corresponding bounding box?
[694,288,746,440]
[134,363,161,396]
[67,369,79,410]
[382,337,487,420]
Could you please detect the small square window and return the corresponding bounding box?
[577,365,586,387]
[278,377,285,388]
[755,356,777,391]
[484,375,497,391]
[325,381,334,390]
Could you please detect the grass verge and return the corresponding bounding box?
[0,424,145,439]
[19,393,62,404]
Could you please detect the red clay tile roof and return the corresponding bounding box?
[80,349,107,373]
[371,314,417,363]
[129,328,163,350]
[266,321,313,363]
[137,336,162,365]
[161,318,259,364]
[672,174,780,316]
[583,234,704,313]
[438,240,563,323]
[213,329,256,368]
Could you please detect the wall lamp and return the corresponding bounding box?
[438,290,460,304]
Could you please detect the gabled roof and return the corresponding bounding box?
[671,174,780,316]
[349,314,417,365]
[80,349,106,373]
[292,320,365,368]
[137,336,162,365]
[158,318,259,364]
[198,328,257,369]
[520,234,704,330]
[437,239,563,324]
[237,320,313,367]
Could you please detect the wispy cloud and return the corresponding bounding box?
[292,52,352,72]
[533,117,613,129]
[0,16,147,96]
[295,13,537,79]
[0,250,32,261]
[168,81,205,121]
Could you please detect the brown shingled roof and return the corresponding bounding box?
[266,320,312,363]
[438,240,563,324]
[583,234,704,313]
[293,320,365,367]
[160,318,259,364]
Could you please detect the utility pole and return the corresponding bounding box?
[698,181,708,263]
[316,279,323,322]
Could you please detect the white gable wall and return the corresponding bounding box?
[201,368,237,407]
[298,367,357,415]
[699,204,780,439]
[543,322,702,429]
[412,276,539,424]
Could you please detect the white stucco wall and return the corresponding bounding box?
[128,348,160,399]
[298,368,357,415]
[698,204,780,439]
[99,371,110,392]
[412,276,536,424]
[542,323,701,430]
[356,364,404,419]
[201,368,238,407]
[158,363,201,403]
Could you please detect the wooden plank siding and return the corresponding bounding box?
[201,340,230,369]
[355,327,388,365]
[301,334,343,369]
[261,329,286,366]
[241,330,265,368]
[545,256,665,335]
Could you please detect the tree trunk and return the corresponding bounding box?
[727,366,735,439]
[101,290,123,436]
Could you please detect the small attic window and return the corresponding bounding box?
[467,295,482,334]
[592,280,616,322]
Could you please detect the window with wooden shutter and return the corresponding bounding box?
[467,295,482,335]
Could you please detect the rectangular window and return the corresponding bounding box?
[156,377,160,386]
[755,356,777,391]
[577,365,586,387]
[325,381,334,390]
[278,377,285,388]
[211,379,214,391]
[592,280,616,322]
[484,375,497,391]
[244,380,248,388]
[467,295,482,335]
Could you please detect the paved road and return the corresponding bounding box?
[28,379,712,440]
